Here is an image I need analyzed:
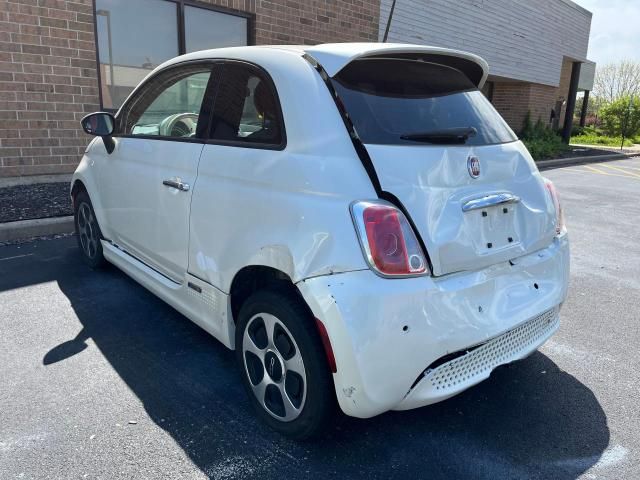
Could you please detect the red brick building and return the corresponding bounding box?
[0,0,379,178]
[0,0,593,179]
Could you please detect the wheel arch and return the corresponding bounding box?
[70,170,112,240]
[229,265,306,328]
[70,178,87,203]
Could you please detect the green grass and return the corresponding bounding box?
[571,134,635,147]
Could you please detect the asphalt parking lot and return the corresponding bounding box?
[1,158,639,480]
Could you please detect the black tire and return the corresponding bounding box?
[235,289,335,439]
[74,190,106,269]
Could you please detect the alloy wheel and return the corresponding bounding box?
[242,312,307,422]
[77,202,99,259]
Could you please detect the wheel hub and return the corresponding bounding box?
[264,350,284,382]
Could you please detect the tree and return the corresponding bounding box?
[592,61,640,104]
[599,97,640,137]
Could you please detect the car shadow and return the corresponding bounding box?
[1,237,609,479]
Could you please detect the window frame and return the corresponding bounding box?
[113,60,221,144]
[92,0,255,113]
[205,60,287,151]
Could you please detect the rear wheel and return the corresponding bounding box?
[235,289,335,439]
[74,190,106,269]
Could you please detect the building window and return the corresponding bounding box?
[184,6,247,53]
[95,0,252,111]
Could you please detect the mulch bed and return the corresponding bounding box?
[0,182,72,223]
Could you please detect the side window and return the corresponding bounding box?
[119,64,212,139]
[210,63,284,146]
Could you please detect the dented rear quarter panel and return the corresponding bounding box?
[187,51,374,291]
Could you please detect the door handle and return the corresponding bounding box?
[162,179,190,192]
[462,192,520,212]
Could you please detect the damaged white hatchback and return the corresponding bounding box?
[73,43,569,439]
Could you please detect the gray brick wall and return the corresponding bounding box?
[379,0,592,87]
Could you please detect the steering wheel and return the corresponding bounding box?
[158,113,199,137]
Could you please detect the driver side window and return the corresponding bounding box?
[120,65,212,139]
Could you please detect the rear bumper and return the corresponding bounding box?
[297,234,569,418]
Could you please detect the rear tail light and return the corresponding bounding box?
[350,200,429,277]
[543,178,566,235]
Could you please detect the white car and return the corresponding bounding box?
[73,43,569,438]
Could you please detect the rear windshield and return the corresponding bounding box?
[331,58,517,146]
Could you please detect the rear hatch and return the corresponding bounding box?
[316,49,557,276]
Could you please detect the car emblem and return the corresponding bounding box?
[269,357,275,377]
[467,156,481,178]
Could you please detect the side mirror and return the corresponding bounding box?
[81,112,116,154]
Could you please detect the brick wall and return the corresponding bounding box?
[1,0,380,178]
[492,81,558,134]
[0,0,99,178]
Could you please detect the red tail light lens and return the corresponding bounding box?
[543,178,566,235]
[351,200,429,277]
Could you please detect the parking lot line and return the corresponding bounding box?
[581,165,635,179]
[597,163,640,178]
[0,253,33,262]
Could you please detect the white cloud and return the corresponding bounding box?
[574,0,640,66]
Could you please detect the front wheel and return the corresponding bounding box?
[235,289,335,439]
[74,190,106,269]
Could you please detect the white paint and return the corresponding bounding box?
[543,339,616,363]
[554,444,628,477]
[0,253,33,262]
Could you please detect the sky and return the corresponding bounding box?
[574,0,640,66]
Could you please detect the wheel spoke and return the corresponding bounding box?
[80,204,89,226]
[243,326,265,361]
[252,376,270,404]
[284,349,305,377]
[79,233,88,251]
[278,382,301,421]
[262,314,277,348]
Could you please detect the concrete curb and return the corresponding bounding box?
[536,152,633,169]
[0,216,74,243]
[0,173,72,188]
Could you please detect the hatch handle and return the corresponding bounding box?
[462,192,520,212]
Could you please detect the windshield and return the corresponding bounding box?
[331,58,517,146]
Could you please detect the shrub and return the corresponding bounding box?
[599,97,640,137]
[520,112,569,160]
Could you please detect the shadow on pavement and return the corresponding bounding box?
[0,237,610,479]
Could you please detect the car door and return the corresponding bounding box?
[98,62,219,283]
[188,61,288,289]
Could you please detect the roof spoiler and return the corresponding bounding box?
[304,43,489,89]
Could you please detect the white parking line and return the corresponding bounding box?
[0,253,33,262]
[553,444,629,476]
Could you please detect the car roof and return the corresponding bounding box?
[157,42,489,87]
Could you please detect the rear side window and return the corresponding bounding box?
[210,63,284,147]
[332,58,517,146]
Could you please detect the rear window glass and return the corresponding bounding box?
[331,58,517,146]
